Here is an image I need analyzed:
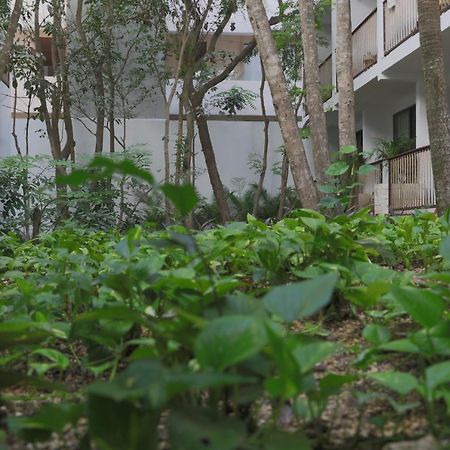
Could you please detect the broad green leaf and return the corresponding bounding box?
[261,430,311,450]
[425,361,450,390]
[0,369,60,391]
[195,316,267,371]
[368,371,419,395]
[391,286,445,328]
[326,161,349,176]
[440,236,450,261]
[292,341,337,373]
[358,164,377,175]
[263,273,338,323]
[318,184,338,194]
[88,394,159,450]
[362,324,391,345]
[339,145,358,154]
[168,408,246,450]
[161,184,199,216]
[8,403,83,443]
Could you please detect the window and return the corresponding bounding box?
[393,104,416,146]
[356,129,363,153]
[39,36,55,77]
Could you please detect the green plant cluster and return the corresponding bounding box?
[1,162,450,449]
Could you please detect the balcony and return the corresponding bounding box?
[384,0,450,54]
[353,9,378,76]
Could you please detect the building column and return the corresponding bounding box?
[416,79,429,148]
[376,0,385,65]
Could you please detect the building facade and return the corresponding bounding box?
[314,0,449,213]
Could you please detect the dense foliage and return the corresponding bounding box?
[1,192,450,448]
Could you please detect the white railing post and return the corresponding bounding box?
[377,0,385,60]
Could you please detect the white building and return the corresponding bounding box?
[314,0,448,213]
[0,0,293,201]
[0,0,446,212]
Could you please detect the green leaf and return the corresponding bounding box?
[161,184,199,216]
[292,341,337,373]
[168,408,246,450]
[263,273,338,323]
[358,164,377,175]
[368,371,419,395]
[391,286,445,328]
[317,184,338,194]
[440,236,450,261]
[88,394,159,450]
[0,369,61,391]
[425,361,450,390]
[326,161,349,176]
[195,316,267,371]
[8,403,83,443]
[261,430,311,450]
[339,145,357,154]
[362,324,391,345]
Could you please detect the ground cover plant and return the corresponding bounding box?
[1,162,450,449]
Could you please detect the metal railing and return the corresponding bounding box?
[388,146,436,212]
[319,55,333,101]
[353,9,378,77]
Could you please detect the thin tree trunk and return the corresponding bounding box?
[245,0,319,209]
[194,109,231,222]
[417,0,450,213]
[336,0,356,151]
[253,59,269,216]
[0,0,23,79]
[75,0,105,153]
[277,152,289,220]
[299,0,331,185]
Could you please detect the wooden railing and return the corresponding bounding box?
[384,0,418,54]
[388,146,435,212]
[358,147,436,213]
[319,55,333,101]
[353,9,378,77]
[358,160,384,208]
[384,0,450,55]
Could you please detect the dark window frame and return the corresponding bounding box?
[393,104,416,144]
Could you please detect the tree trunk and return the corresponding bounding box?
[277,152,289,220]
[336,0,356,151]
[245,0,319,209]
[193,109,231,222]
[299,0,331,185]
[417,0,450,213]
[0,0,23,79]
[253,59,269,217]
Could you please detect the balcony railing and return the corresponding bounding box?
[358,146,436,213]
[389,146,435,212]
[384,0,450,55]
[353,9,378,77]
[319,55,332,101]
[384,0,418,54]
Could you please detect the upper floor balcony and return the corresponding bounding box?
[319,0,450,98]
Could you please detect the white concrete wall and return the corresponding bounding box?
[5,115,292,198]
[362,86,416,159]
[351,0,377,31]
[0,82,11,156]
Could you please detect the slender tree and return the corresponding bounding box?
[336,0,356,151]
[298,0,331,186]
[252,58,270,216]
[417,0,450,212]
[0,0,23,79]
[245,0,319,209]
